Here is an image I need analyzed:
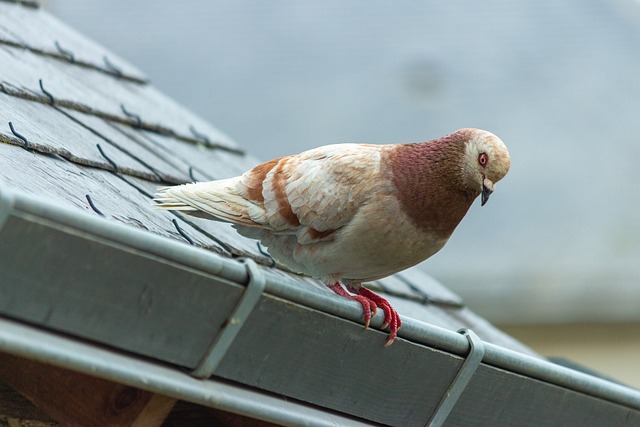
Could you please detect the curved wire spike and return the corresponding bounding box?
[54,41,75,62]
[8,121,30,151]
[85,194,105,217]
[103,55,123,78]
[189,125,211,147]
[172,219,195,245]
[39,79,55,105]
[188,166,198,182]
[256,242,276,268]
[120,104,142,127]
[96,143,118,172]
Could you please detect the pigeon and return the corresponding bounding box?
[154,128,510,346]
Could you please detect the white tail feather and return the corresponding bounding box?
[154,179,263,227]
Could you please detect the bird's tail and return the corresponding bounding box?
[153,179,263,226]
[153,186,198,211]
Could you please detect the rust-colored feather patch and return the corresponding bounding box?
[386,133,475,239]
[243,158,280,203]
[272,158,301,226]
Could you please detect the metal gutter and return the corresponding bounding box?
[1,183,640,424]
[0,317,370,427]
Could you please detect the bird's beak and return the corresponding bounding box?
[481,176,494,206]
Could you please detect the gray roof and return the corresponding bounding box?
[1,2,640,426]
[48,0,640,325]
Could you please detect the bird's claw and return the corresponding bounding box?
[351,294,378,329]
[358,287,402,346]
[329,283,378,328]
[329,283,401,345]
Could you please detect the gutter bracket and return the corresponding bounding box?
[426,328,485,427]
[191,257,266,379]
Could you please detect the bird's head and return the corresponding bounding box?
[458,128,510,206]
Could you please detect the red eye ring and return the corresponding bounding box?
[478,152,489,167]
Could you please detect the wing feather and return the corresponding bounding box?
[155,143,386,245]
[283,144,383,233]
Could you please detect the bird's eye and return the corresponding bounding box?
[478,152,489,167]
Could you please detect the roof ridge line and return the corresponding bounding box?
[0,38,148,84]
[0,131,185,184]
[0,81,246,156]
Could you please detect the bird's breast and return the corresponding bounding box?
[263,191,450,283]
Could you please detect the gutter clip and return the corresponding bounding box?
[191,257,266,379]
[427,328,485,426]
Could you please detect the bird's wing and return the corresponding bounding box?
[155,143,386,244]
[268,144,386,243]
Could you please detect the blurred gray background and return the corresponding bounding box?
[43,0,640,327]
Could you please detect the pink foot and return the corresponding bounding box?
[357,287,402,346]
[329,283,402,346]
[329,283,377,328]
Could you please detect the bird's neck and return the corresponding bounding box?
[385,136,478,238]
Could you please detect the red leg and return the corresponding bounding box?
[329,283,402,346]
[328,283,377,329]
[357,287,402,346]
